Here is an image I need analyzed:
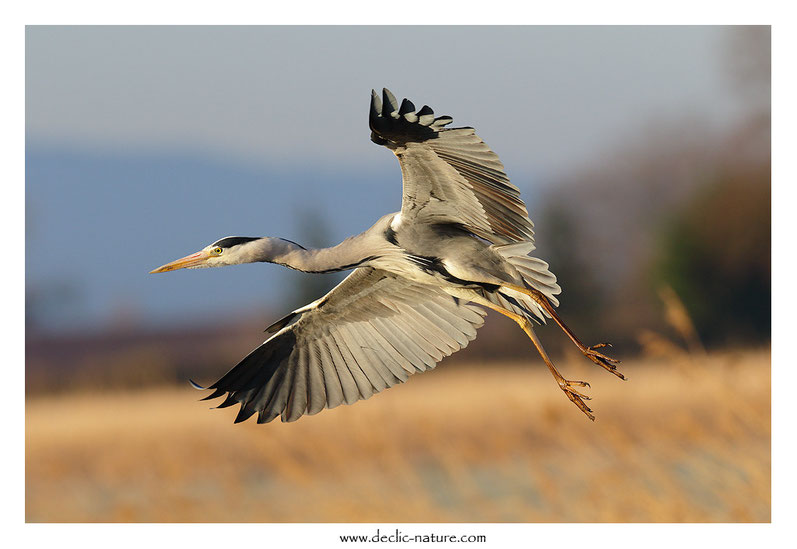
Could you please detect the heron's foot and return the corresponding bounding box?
[557,378,595,421]
[583,343,625,380]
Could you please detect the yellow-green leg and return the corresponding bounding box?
[504,284,625,380]
[481,300,596,421]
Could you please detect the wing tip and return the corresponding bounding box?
[369,88,447,145]
[233,406,257,424]
[188,378,205,390]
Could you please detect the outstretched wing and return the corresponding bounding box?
[195,267,486,424]
[369,88,535,245]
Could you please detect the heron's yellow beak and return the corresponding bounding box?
[150,250,211,273]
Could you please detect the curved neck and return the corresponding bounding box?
[245,236,379,273]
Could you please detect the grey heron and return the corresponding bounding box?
[151,88,623,423]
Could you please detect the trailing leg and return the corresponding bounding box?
[480,300,595,420]
[503,284,625,380]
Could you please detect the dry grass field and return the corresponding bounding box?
[26,348,770,522]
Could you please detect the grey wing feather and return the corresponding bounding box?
[196,267,486,424]
[369,88,535,244]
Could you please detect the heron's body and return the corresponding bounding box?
[344,214,508,291]
[151,89,622,423]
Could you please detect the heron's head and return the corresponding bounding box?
[150,236,262,273]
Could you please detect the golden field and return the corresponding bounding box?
[25,348,770,522]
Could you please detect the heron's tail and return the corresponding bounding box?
[490,241,561,324]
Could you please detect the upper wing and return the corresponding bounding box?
[369,88,535,245]
[196,267,486,424]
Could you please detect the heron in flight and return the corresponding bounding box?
[151,89,623,423]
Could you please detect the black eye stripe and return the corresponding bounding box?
[211,237,259,249]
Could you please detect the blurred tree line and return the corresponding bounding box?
[652,164,770,345]
[532,27,770,353]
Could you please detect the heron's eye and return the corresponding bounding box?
[213,247,223,255]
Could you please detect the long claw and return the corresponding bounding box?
[583,344,625,379]
[560,384,590,400]
[565,392,595,421]
[588,347,620,363]
[558,379,595,419]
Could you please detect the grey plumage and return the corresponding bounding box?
[200,267,486,423]
[152,88,622,424]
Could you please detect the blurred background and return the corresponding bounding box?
[25,26,770,522]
